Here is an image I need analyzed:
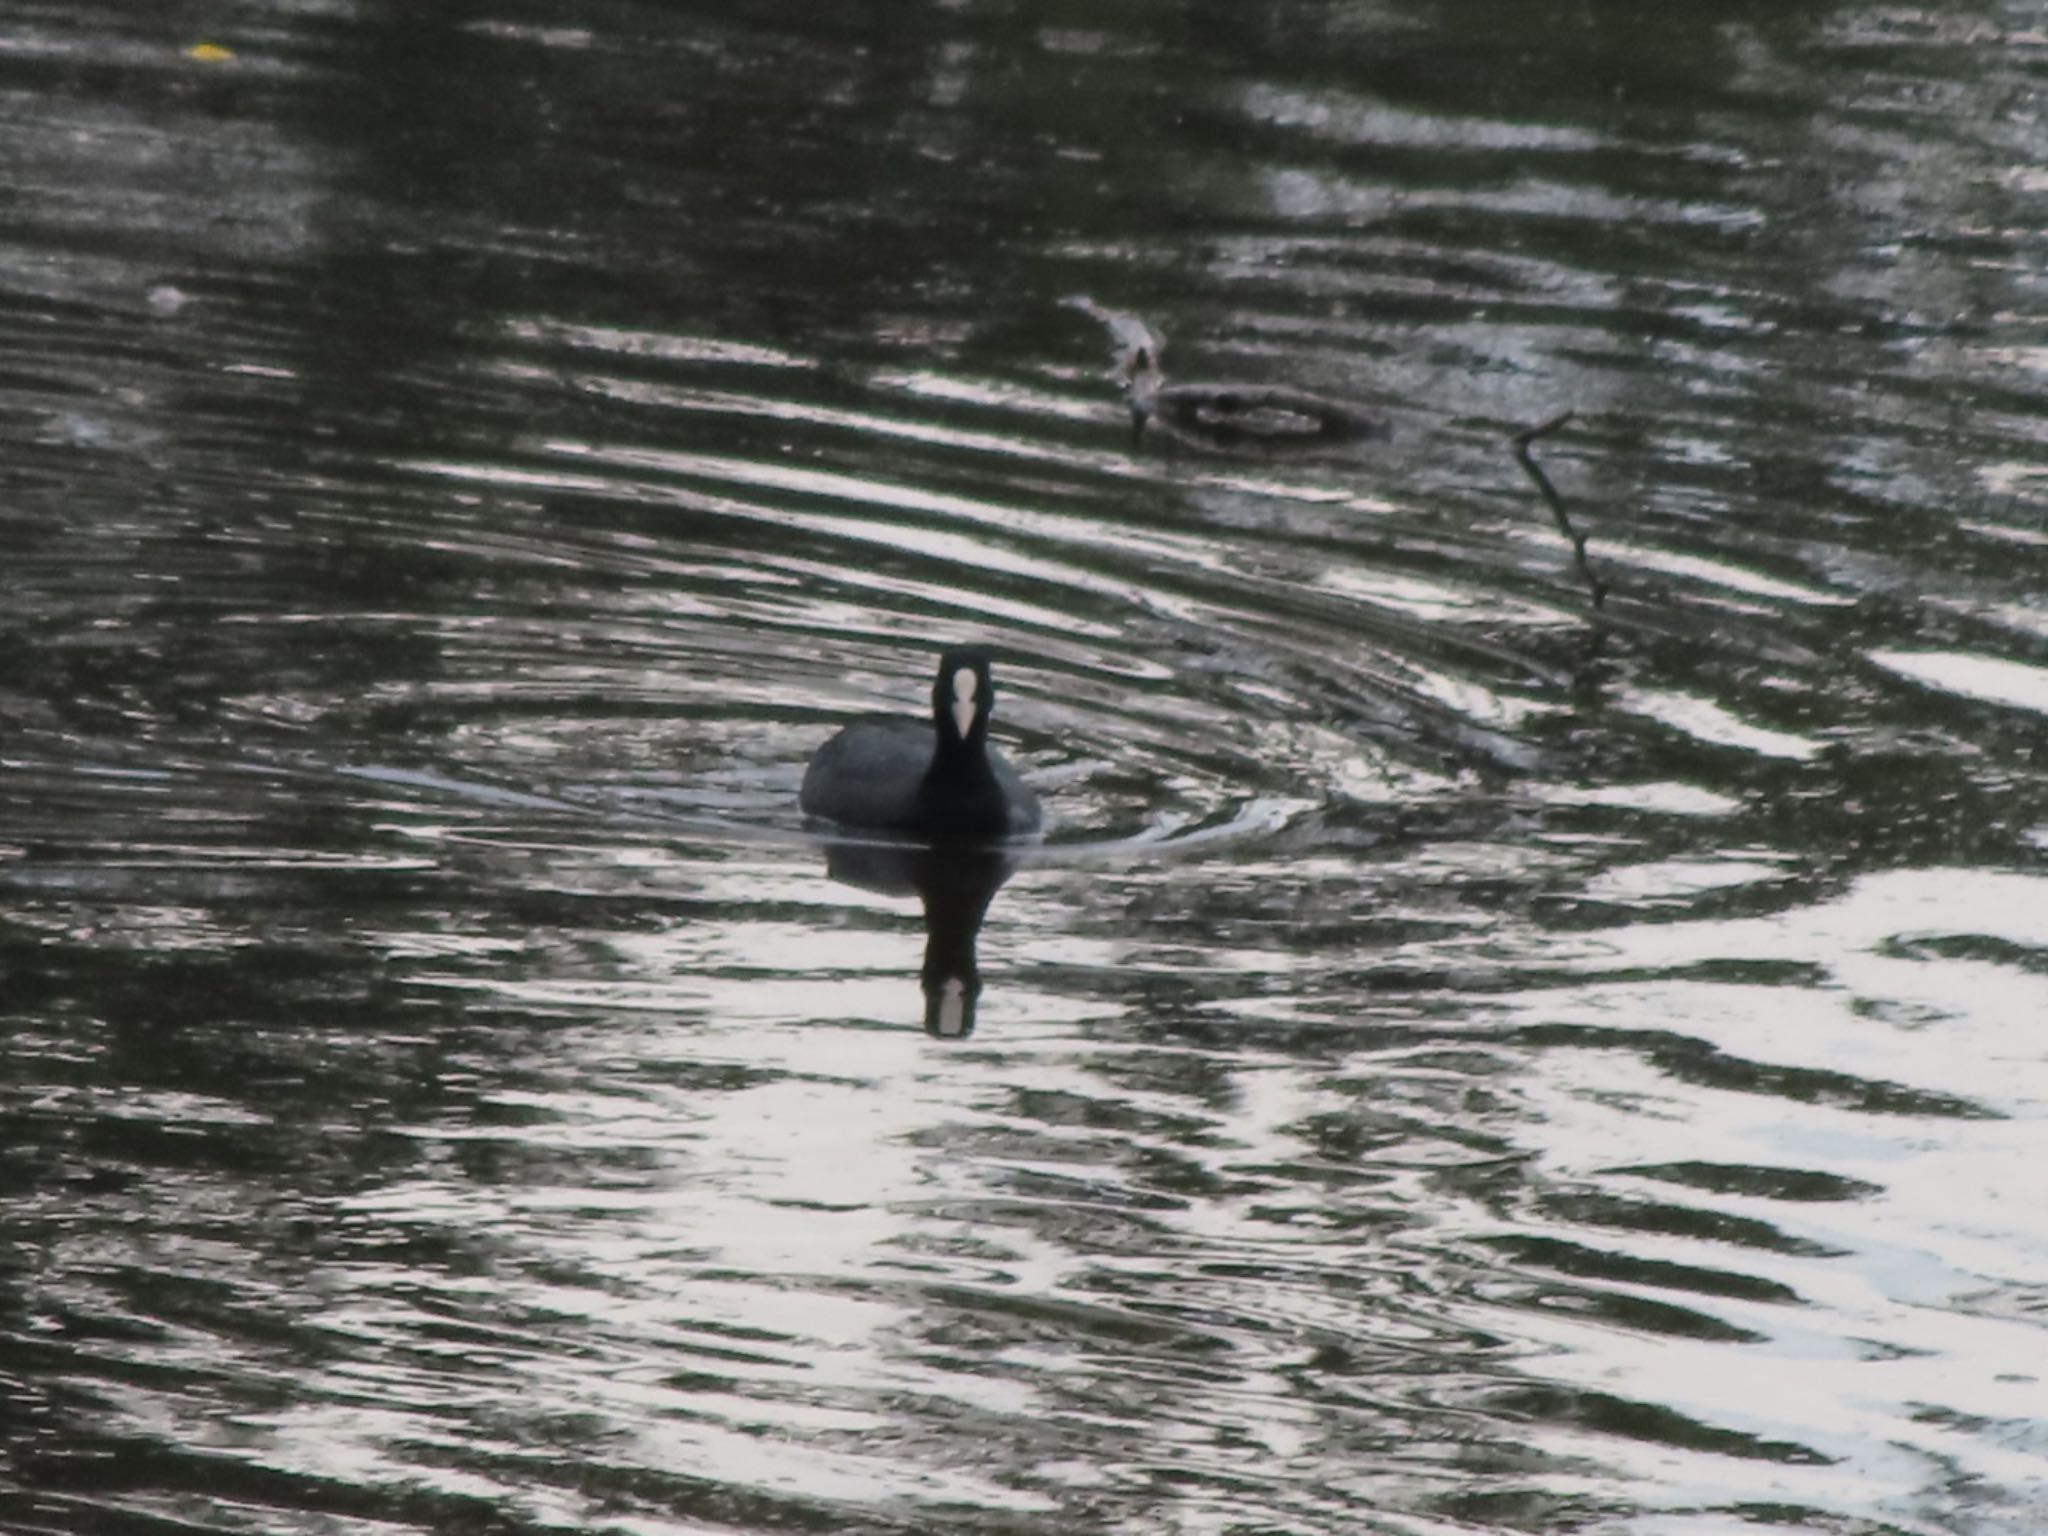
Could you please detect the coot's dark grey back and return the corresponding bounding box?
[799,717,933,828]
[800,717,1042,836]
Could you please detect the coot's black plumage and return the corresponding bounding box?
[800,648,1041,839]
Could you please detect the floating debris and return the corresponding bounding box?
[1064,295,1384,451]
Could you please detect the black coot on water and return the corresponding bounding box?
[800,648,1042,839]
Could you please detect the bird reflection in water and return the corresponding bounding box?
[820,841,1015,1039]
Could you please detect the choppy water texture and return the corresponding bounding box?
[3,5,2047,1535]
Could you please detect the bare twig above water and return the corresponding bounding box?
[1512,410,1606,610]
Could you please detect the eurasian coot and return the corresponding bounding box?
[800,648,1042,839]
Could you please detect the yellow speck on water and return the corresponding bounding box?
[185,42,235,62]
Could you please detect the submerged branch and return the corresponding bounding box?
[1512,410,1606,611]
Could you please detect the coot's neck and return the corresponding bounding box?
[917,718,1005,835]
[924,720,997,785]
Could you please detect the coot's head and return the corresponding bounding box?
[930,647,995,747]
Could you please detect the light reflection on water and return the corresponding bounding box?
[3,4,2048,1536]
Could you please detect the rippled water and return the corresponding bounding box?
[4,5,2047,1535]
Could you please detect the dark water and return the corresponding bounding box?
[4,4,2047,1534]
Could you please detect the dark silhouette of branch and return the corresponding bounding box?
[1512,411,1605,610]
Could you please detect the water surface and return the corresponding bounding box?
[3,5,2047,1535]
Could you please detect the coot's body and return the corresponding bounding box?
[800,648,1041,840]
